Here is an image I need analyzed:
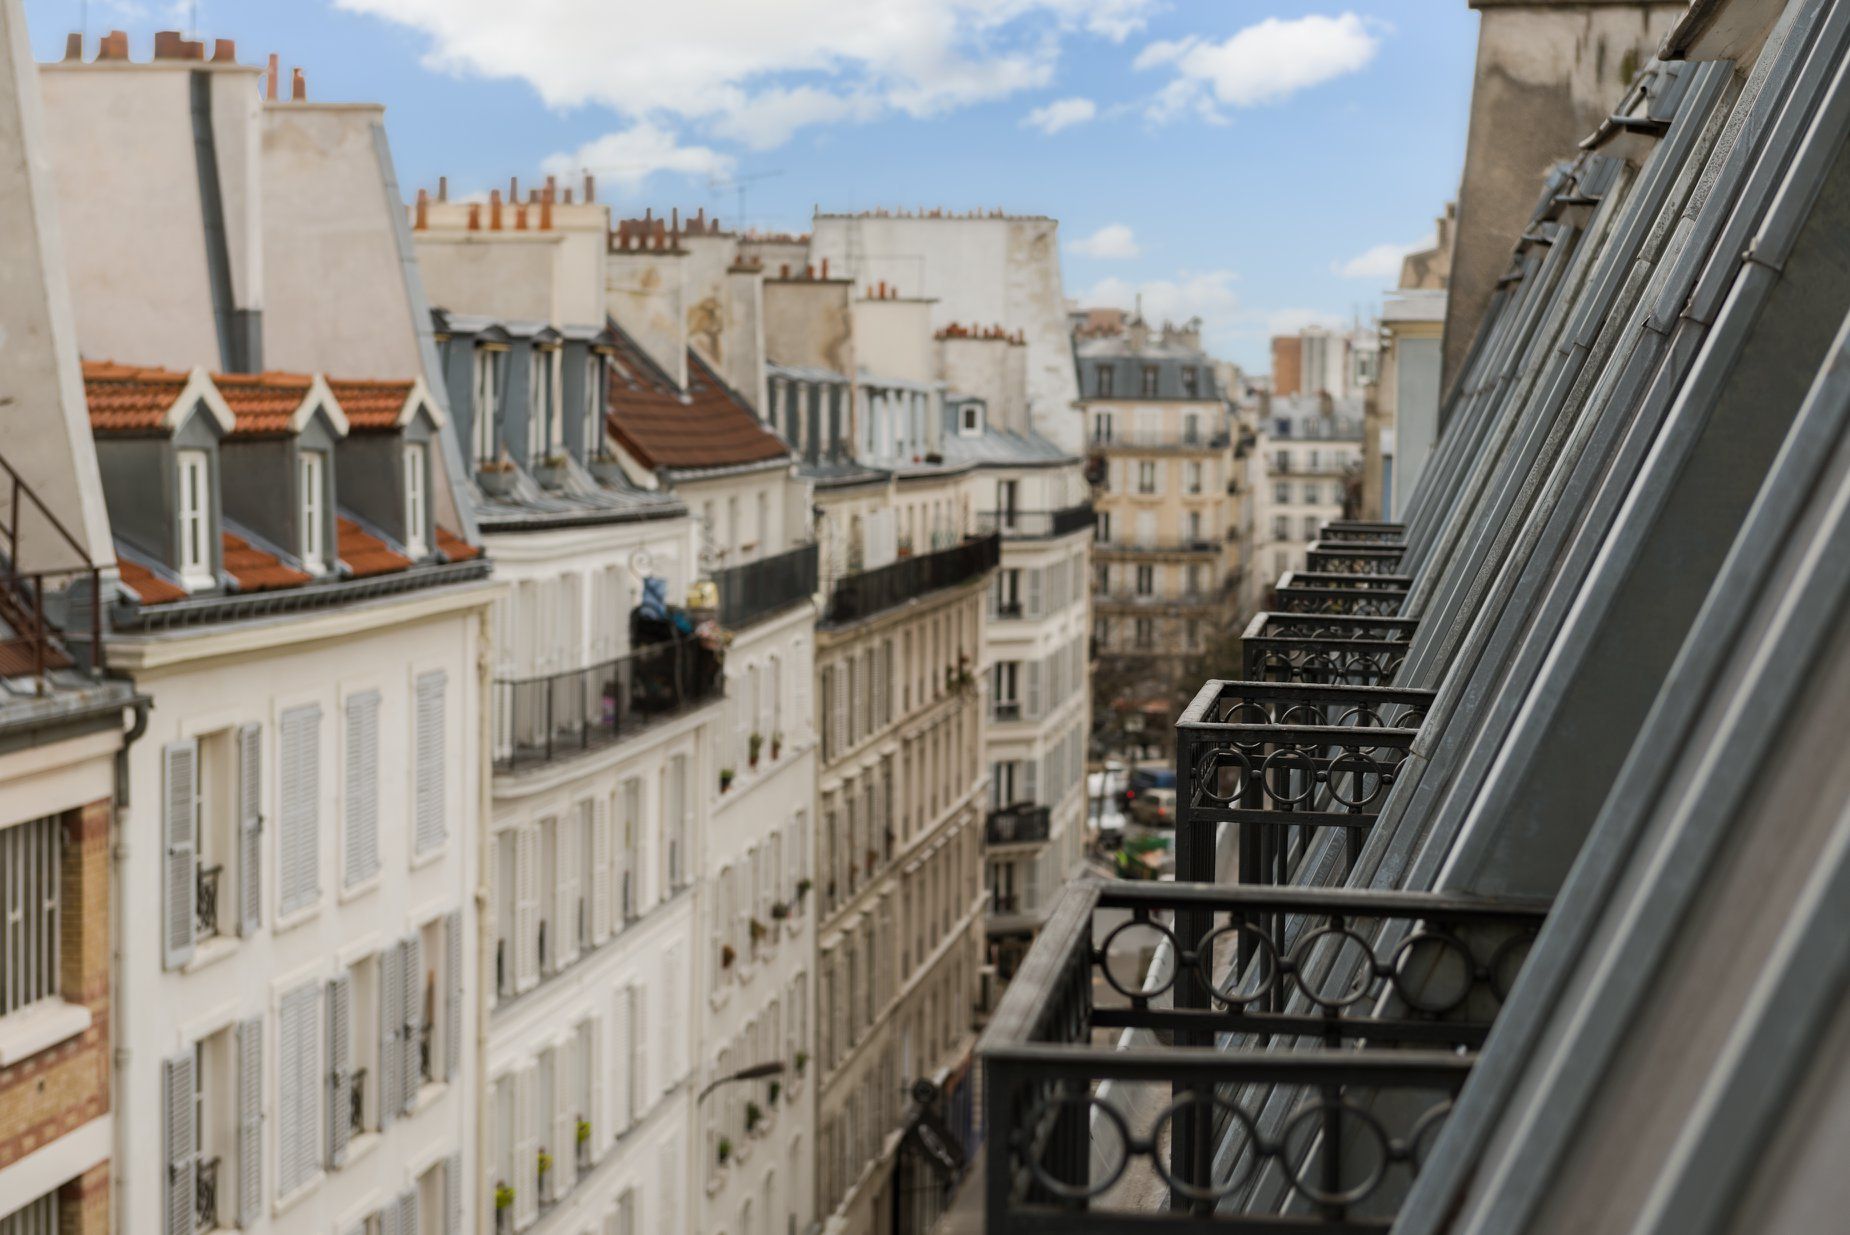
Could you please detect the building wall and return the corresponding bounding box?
[1250,422,1361,583]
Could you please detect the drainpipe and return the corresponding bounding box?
[112,690,153,1233]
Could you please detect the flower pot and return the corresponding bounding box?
[477,467,519,498]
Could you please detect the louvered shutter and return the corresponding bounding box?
[343,693,380,888]
[237,724,263,936]
[555,820,581,967]
[378,944,401,1132]
[237,1017,263,1227]
[379,1202,400,1235]
[1023,758,1039,807]
[610,991,631,1136]
[586,1018,605,1163]
[164,1050,196,1235]
[1025,660,1042,721]
[445,1153,462,1235]
[396,1187,419,1235]
[513,1067,538,1226]
[162,741,198,969]
[664,944,685,1079]
[414,671,447,856]
[326,973,353,1167]
[591,799,612,943]
[832,665,848,754]
[400,933,424,1112]
[794,644,812,739]
[630,984,648,1116]
[277,983,320,1199]
[515,827,539,990]
[278,705,322,916]
[552,1040,577,1194]
[445,909,463,1081]
[1027,567,1043,617]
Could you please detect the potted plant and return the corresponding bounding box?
[719,767,735,792]
[588,452,628,486]
[769,901,789,922]
[794,1050,808,1076]
[770,730,783,760]
[721,944,737,970]
[795,878,812,901]
[748,732,763,768]
[717,1137,733,1165]
[495,1183,515,1212]
[533,451,572,489]
[576,1117,593,1168]
[749,918,767,944]
[477,455,519,498]
[768,1080,782,1105]
[745,1102,764,1133]
[536,1148,553,1178]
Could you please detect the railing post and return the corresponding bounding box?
[1171,726,1214,1209]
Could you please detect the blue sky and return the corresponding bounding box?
[26,1,1477,371]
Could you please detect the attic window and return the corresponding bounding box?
[1141,365,1159,397]
[177,450,213,587]
[1096,367,1114,397]
[299,450,327,572]
[960,403,982,435]
[1180,367,1199,397]
[404,443,429,557]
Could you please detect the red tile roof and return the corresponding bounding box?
[328,379,417,431]
[221,531,311,592]
[211,371,320,437]
[338,518,413,577]
[435,526,481,562]
[605,334,789,472]
[116,557,188,604]
[83,361,193,432]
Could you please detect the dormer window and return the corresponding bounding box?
[299,450,327,571]
[1181,367,1200,397]
[528,345,560,462]
[404,443,429,557]
[1141,365,1159,397]
[1096,367,1114,398]
[583,354,608,460]
[472,346,505,465]
[177,449,213,587]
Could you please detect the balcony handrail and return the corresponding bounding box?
[1093,538,1223,555]
[0,452,106,680]
[985,802,1051,845]
[821,532,999,627]
[1088,430,1233,451]
[712,542,819,630]
[974,505,1096,539]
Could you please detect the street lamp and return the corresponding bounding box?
[697,1060,786,1104]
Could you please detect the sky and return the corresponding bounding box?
[25,1,1478,371]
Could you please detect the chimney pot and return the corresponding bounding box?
[291,66,306,101]
[515,203,528,231]
[780,264,791,278]
[584,173,596,203]
[438,175,449,202]
[820,258,830,279]
[562,187,573,204]
[266,52,279,99]
[415,188,429,230]
[98,30,130,60]
[63,32,81,60]
[153,30,181,59]
[510,176,519,201]
[490,189,503,231]
[212,38,236,62]
[805,264,814,279]
[539,186,554,231]
[468,203,482,231]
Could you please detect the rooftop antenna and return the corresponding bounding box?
[706,169,784,233]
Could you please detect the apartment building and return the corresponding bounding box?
[0,12,138,1226]
[1079,319,1238,676]
[761,272,994,1235]
[598,210,820,1235]
[33,33,496,1235]
[1366,207,1453,522]
[412,188,722,1235]
[1246,394,1363,608]
[936,327,1093,982]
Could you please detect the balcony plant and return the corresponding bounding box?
[577,1118,591,1147]
[748,732,763,768]
[719,767,735,792]
[746,1102,764,1133]
[477,454,519,498]
[495,1183,515,1212]
[794,1050,808,1076]
[795,877,812,901]
[865,848,878,875]
[770,730,783,760]
[749,918,767,945]
[537,1148,553,1177]
[717,1137,733,1165]
[533,451,572,489]
[721,944,737,970]
[768,1080,782,1105]
[769,901,789,921]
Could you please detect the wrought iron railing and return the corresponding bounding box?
[350,1066,367,1137]
[195,1155,221,1233]
[1240,612,1419,686]
[1316,522,1405,544]
[978,879,1547,1233]
[1305,543,1406,575]
[196,864,223,940]
[822,533,1000,626]
[1089,430,1233,452]
[492,636,723,772]
[0,451,107,683]
[1093,539,1224,557]
[986,803,1051,846]
[714,542,818,629]
[976,505,1097,539]
[1273,572,1410,617]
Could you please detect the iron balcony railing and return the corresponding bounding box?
[1273,571,1411,617]
[195,864,223,941]
[1089,430,1233,452]
[1305,543,1406,575]
[194,1155,221,1234]
[713,542,819,629]
[822,533,1000,626]
[978,878,1547,1233]
[0,451,107,683]
[976,505,1097,539]
[1316,521,1405,544]
[1093,539,1223,558]
[1240,612,1419,687]
[493,636,723,772]
[985,803,1051,846]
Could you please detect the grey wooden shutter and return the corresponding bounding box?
[1027,567,1043,617]
[400,932,424,1112]
[343,693,380,888]
[238,724,263,936]
[163,1050,196,1235]
[163,741,198,969]
[326,972,353,1168]
[1025,660,1043,721]
[278,705,322,916]
[396,1187,419,1235]
[590,799,612,943]
[445,1153,462,1235]
[236,1016,263,1227]
[277,982,320,1199]
[414,670,447,856]
[444,909,463,1081]
[379,1201,401,1235]
[1023,756,1039,807]
[378,944,401,1132]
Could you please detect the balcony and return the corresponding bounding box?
[493,636,723,772]
[1239,611,1418,687]
[985,803,1051,846]
[1305,542,1405,575]
[1093,539,1223,559]
[976,505,1097,539]
[195,863,223,941]
[977,878,1547,1232]
[0,452,108,682]
[1272,570,1411,617]
[1089,430,1232,454]
[822,533,1000,627]
[713,542,819,629]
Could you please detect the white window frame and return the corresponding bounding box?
[403,443,428,557]
[177,449,213,587]
[584,353,607,459]
[473,346,505,464]
[299,450,326,572]
[0,815,61,1018]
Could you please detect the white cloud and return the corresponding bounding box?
[1137,13,1381,121]
[335,0,1157,148]
[1080,270,1244,352]
[541,121,735,195]
[1264,307,1349,337]
[1068,223,1140,259]
[1024,96,1097,134]
[1332,234,1435,280]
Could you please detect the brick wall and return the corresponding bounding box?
[0,799,112,1199]
[57,1163,109,1235]
[1271,336,1303,398]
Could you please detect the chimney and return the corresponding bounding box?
[780,263,791,278]
[153,31,204,60]
[266,53,279,100]
[584,173,596,203]
[290,67,306,101]
[98,30,130,60]
[489,189,503,231]
[820,258,829,279]
[212,39,237,63]
[509,176,519,201]
[437,175,449,202]
[63,32,81,60]
[562,187,573,205]
[514,203,528,231]
[414,188,429,230]
[539,186,554,230]
[468,203,482,231]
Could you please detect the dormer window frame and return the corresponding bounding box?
[404,441,429,557]
[959,401,984,437]
[472,343,508,467]
[176,448,215,588]
[583,349,611,462]
[528,342,561,463]
[299,448,328,573]
[1096,366,1114,398]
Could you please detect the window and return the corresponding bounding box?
[1274,449,1290,472]
[1136,461,1157,494]
[1095,511,1112,544]
[1186,461,1203,494]
[177,449,213,585]
[585,354,608,459]
[1135,565,1154,596]
[0,816,60,1017]
[472,346,505,464]
[276,981,322,1199]
[299,450,326,571]
[1180,367,1199,397]
[1140,366,1158,397]
[1091,409,1113,443]
[1304,515,1322,540]
[1275,481,1293,505]
[1134,619,1154,648]
[1187,510,1203,544]
[404,444,428,556]
[1183,413,1199,444]
[959,402,981,434]
[0,1196,57,1233]
[528,346,559,461]
[1096,366,1114,397]
[993,568,1022,617]
[992,662,1020,720]
[1273,515,1291,541]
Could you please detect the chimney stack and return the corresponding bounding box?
[266,53,279,100]
[539,185,554,230]
[562,187,574,205]
[62,32,81,60]
[467,203,482,231]
[437,175,449,202]
[414,188,429,230]
[290,67,306,101]
[820,257,829,279]
[212,39,237,62]
[98,30,130,61]
[153,31,204,60]
[509,176,519,201]
[584,173,596,203]
[489,189,503,231]
[515,203,528,231]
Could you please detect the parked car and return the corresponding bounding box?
[1120,762,1175,815]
